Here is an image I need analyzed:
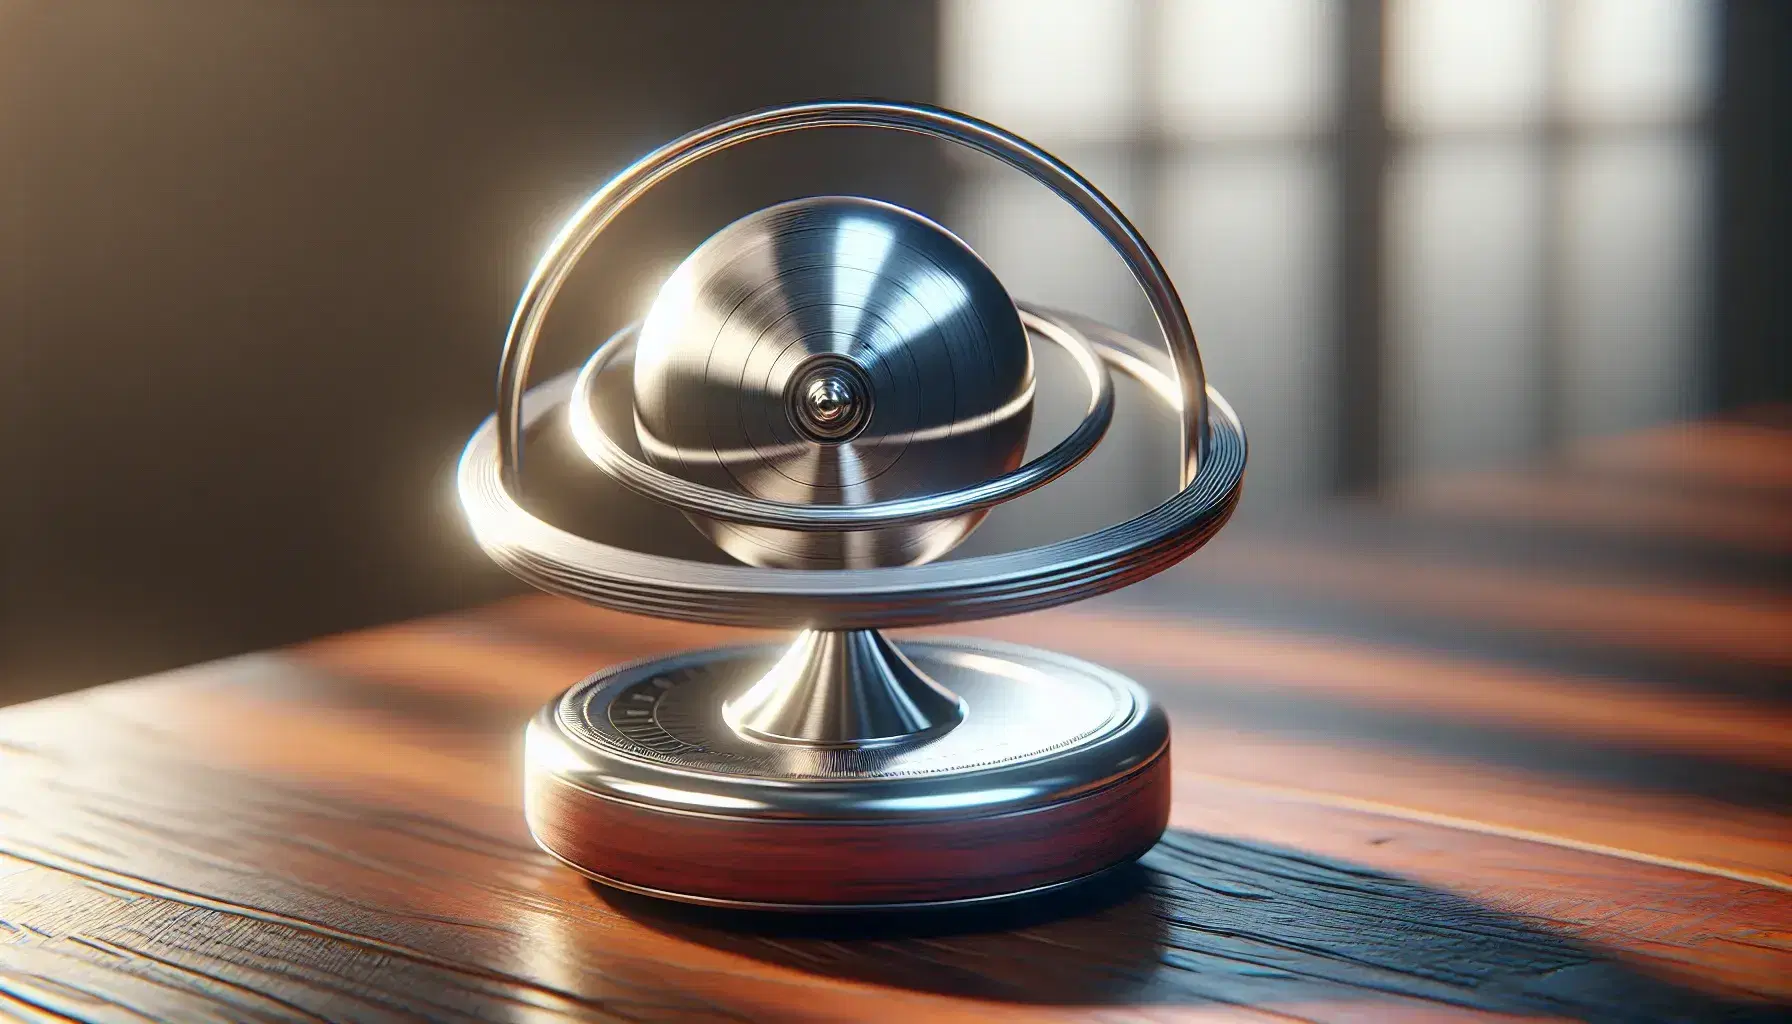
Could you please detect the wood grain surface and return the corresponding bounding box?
[2,412,1790,1022]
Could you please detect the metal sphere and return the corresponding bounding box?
[632,196,1034,569]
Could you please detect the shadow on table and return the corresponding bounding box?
[599,829,1787,1021]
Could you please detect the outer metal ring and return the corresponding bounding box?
[458,308,1246,630]
[494,101,1211,496]
[567,308,1114,531]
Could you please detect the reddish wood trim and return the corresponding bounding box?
[525,748,1172,906]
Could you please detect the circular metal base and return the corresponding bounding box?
[524,638,1170,910]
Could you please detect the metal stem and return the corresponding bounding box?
[723,630,965,748]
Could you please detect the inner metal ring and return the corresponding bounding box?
[569,308,1113,531]
[458,307,1247,630]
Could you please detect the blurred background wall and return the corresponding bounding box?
[1,0,1786,705]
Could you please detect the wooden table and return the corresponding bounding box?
[4,415,1789,1022]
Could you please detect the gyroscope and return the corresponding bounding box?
[459,101,1247,910]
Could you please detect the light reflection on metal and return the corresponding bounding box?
[829,214,898,339]
[723,629,965,747]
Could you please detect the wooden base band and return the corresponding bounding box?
[525,745,1172,908]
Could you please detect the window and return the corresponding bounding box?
[941,0,1713,507]
[1386,0,1711,475]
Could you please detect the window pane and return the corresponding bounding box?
[1561,136,1706,437]
[1155,0,1338,139]
[940,0,1139,142]
[1560,0,1712,125]
[1389,0,1551,132]
[1388,140,1549,475]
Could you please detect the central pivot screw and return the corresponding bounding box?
[789,359,872,442]
[805,375,856,426]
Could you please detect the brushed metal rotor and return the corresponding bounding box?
[631,196,1035,570]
